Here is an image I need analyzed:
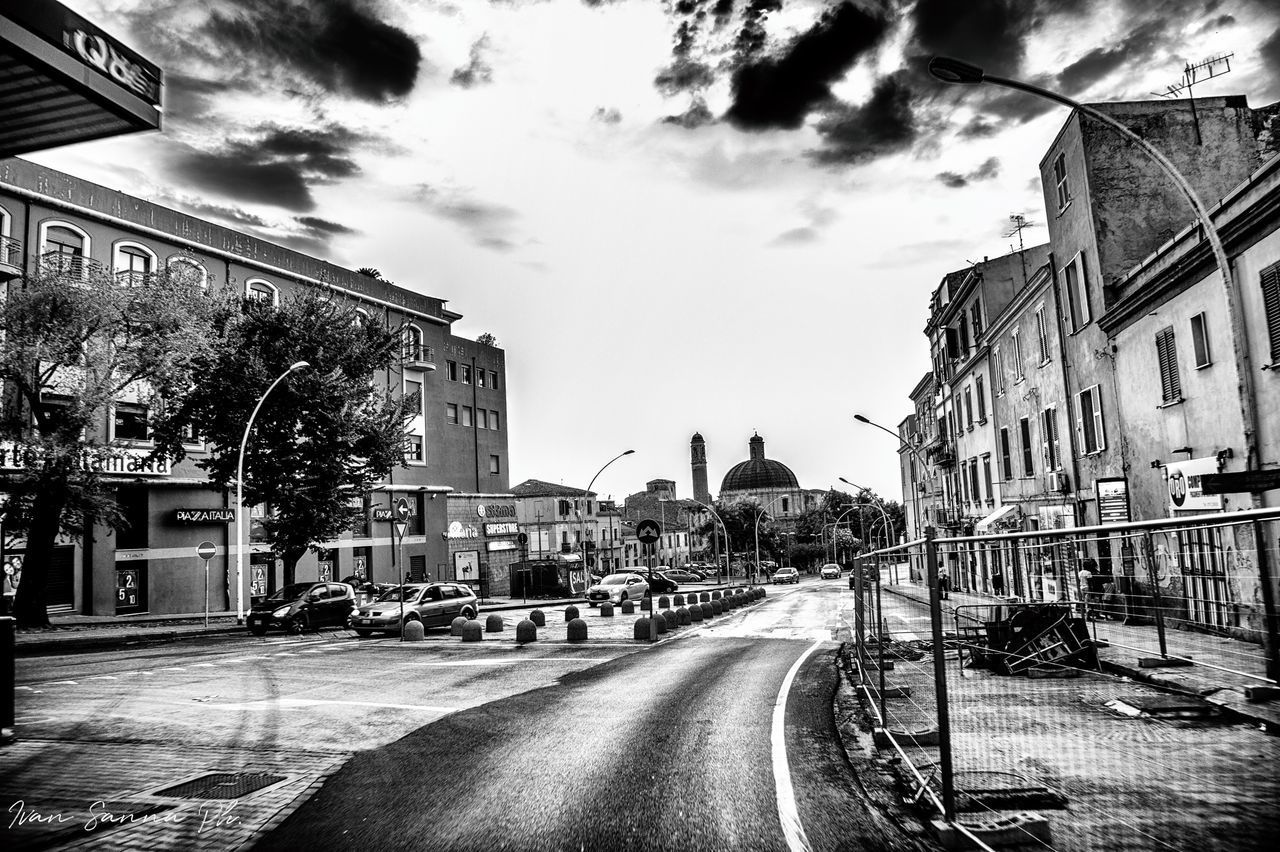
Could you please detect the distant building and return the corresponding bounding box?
[716,433,818,522]
[690,432,711,504]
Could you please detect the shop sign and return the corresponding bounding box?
[476,504,516,518]
[174,508,235,524]
[0,442,170,476]
[446,521,479,539]
[1165,457,1223,513]
[1095,478,1130,525]
[484,522,518,537]
[487,540,517,552]
[454,550,479,581]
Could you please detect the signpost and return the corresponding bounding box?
[196,541,216,627]
[636,520,661,641]
[393,499,410,641]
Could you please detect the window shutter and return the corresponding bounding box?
[1156,326,1181,404]
[1263,263,1280,362]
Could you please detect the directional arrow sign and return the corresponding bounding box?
[636,519,661,544]
[395,497,412,521]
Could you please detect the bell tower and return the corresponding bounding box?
[691,432,710,504]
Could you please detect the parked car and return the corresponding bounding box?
[349,583,479,636]
[664,569,701,583]
[820,563,841,580]
[247,582,357,635]
[586,572,649,606]
[772,567,800,585]
[646,570,679,595]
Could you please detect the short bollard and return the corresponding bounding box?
[673,594,685,606]
[402,619,425,641]
[486,613,504,633]
[722,595,734,610]
[712,590,722,600]
[687,605,703,623]
[661,609,677,628]
[640,596,652,612]
[634,617,651,640]
[461,620,483,642]
[600,602,615,617]
[516,619,537,643]
[658,595,670,609]
[530,609,546,627]
[700,592,711,603]
[654,612,668,634]
[450,616,468,636]
[676,606,691,625]
[700,602,714,619]
[758,587,767,598]
[621,600,635,614]
[711,599,724,615]
[567,618,588,641]
[565,605,580,622]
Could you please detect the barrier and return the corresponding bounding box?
[700,602,714,619]
[529,609,546,627]
[688,605,703,623]
[564,605,579,622]
[567,618,588,642]
[600,602,615,617]
[621,600,635,614]
[661,609,676,629]
[461,620,483,642]
[676,607,691,626]
[633,617,651,640]
[450,616,467,636]
[516,619,537,643]
[485,614,504,633]
[402,620,425,641]
[654,612,668,635]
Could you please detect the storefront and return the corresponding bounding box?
[445,494,519,597]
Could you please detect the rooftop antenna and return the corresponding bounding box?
[1152,52,1233,145]
[1004,213,1035,285]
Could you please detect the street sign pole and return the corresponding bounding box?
[635,519,662,642]
[394,498,410,642]
[196,541,217,628]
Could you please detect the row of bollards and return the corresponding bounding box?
[401,587,770,645]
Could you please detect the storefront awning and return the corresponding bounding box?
[975,503,1019,533]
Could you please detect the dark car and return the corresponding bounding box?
[645,570,679,595]
[248,582,356,635]
[664,569,701,583]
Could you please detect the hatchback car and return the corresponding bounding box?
[820,563,841,580]
[247,582,356,635]
[772,567,800,585]
[664,569,701,583]
[586,573,649,606]
[349,583,479,636]
[646,569,680,595]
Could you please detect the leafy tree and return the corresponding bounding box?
[0,262,218,627]
[151,290,414,584]
[693,498,782,566]
[476,332,498,347]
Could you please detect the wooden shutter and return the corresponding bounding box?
[1156,326,1181,404]
[1263,263,1280,362]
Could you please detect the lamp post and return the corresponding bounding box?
[926,56,1260,491]
[753,495,786,584]
[579,450,634,594]
[689,499,731,587]
[235,360,309,623]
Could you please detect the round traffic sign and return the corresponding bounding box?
[636,519,661,544]
[196,541,217,560]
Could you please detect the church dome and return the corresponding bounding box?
[720,434,799,493]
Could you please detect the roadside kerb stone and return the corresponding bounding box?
[633,617,651,640]
[654,612,668,634]
[402,619,425,641]
[674,594,685,606]
[621,600,635,614]
[676,607,691,625]
[688,605,703,623]
[658,595,670,609]
[711,600,723,615]
[661,609,676,629]
[700,602,714,619]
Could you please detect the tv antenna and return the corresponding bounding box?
[1152,52,1233,145]
[1005,213,1035,284]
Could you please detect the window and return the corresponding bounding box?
[558,499,571,517]
[352,308,369,327]
[969,459,980,504]
[971,301,983,341]
[446,403,458,424]
[975,376,986,421]
[461,364,472,384]
[964,386,974,428]
[1041,407,1060,470]
[477,370,486,388]
[245,279,278,305]
[404,434,424,463]
[1190,312,1212,368]
[1062,253,1091,331]
[401,325,423,362]
[1012,330,1025,380]
[37,392,75,433]
[489,454,501,475]
[167,256,208,290]
[477,409,489,429]
[1053,152,1070,209]
[41,223,89,274]
[958,316,970,356]
[982,455,992,501]
[1019,417,1034,476]
[1076,384,1107,454]
[113,402,150,442]
[1264,262,1280,363]
[1156,326,1182,404]
[446,360,458,381]
[404,378,423,415]
[781,496,789,513]
[461,406,473,426]
[1035,306,1051,363]
[1000,428,1013,481]
[489,371,499,389]
[490,410,500,430]
[993,346,1005,394]
[115,243,154,285]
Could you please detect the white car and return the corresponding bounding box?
[586,572,649,606]
[820,563,841,580]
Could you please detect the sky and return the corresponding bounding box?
[29,0,1280,506]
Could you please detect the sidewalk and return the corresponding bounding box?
[881,581,1280,731]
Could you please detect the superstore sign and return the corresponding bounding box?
[484,522,518,537]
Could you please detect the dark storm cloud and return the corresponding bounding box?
[411,185,520,252]
[725,2,893,131]
[959,116,998,139]
[1054,19,1167,95]
[1262,26,1280,82]
[936,156,1000,188]
[451,36,494,88]
[734,0,782,61]
[906,0,1043,76]
[167,197,270,228]
[712,0,735,28]
[295,216,358,235]
[655,58,716,96]
[165,125,370,212]
[161,73,240,122]
[203,0,421,102]
[663,97,715,129]
[810,72,917,164]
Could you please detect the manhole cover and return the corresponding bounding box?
[153,772,286,800]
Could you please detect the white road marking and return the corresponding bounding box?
[212,697,453,712]
[46,680,78,686]
[87,676,118,681]
[411,657,612,666]
[190,663,217,668]
[773,639,823,852]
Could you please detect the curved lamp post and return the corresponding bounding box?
[823,506,858,564]
[689,498,732,587]
[236,360,309,623]
[753,495,787,584]
[842,477,897,584]
[927,56,1259,486]
[579,449,634,590]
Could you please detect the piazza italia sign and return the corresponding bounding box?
[0,442,171,477]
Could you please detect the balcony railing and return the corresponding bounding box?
[0,235,22,279]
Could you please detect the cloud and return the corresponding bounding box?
[958,116,999,138]
[771,198,838,246]
[202,0,421,102]
[663,97,715,129]
[164,196,270,228]
[654,58,716,96]
[412,185,521,252]
[1054,19,1167,95]
[771,227,819,245]
[935,156,1001,188]
[295,216,358,235]
[1262,26,1280,84]
[451,35,494,88]
[906,0,1047,77]
[725,2,892,131]
[810,72,917,164]
[164,124,371,212]
[593,107,623,124]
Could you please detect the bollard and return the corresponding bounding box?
[461,620,483,642]
[600,602,615,617]
[711,599,723,615]
[759,587,767,598]
[634,617,651,640]
[621,600,635,614]
[451,616,468,636]
[661,609,677,629]
[654,612,668,635]
[565,605,580,622]
[530,609,546,627]
[676,606,691,625]
[674,594,685,606]
[712,590,722,600]
[700,592,711,603]
[658,595,670,609]
[402,619,425,641]
[567,618,588,642]
[700,602,714,619]
[687,604,703,623]
[516,619,537,643]
[640,596,652,611]
[486,613,504,633]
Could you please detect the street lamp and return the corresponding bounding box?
[854,413,931,541]
[689,498,732,587]
[926,56,1260,488]
[578,449,635,593]
[841,477,896,584]
[235,360,309,623]
[753,495,787,584]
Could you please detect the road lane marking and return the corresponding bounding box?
[211,697,454,712]
[46,680,78,686]
[87,676,118,681]
[773,639,823,852]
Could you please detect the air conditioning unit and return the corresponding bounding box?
[1044,471,1070,493]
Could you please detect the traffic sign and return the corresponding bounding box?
[395,497,412,521]
[196,541,217,560]
[393,520,408,540]
[636,519,661,544]
[1200,469,1280,495]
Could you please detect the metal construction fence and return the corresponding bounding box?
[845,506,1280,851]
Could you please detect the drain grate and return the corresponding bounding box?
[153,772,286,800]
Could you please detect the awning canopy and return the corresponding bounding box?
[975,503,1020,533]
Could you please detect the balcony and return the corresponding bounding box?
[401,344,437,372]
[928,440,956,467]
[1,235,22,281]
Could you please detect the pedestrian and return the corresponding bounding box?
[1077,563,1094,613]
[991,567,1004,597]
[938,565,951,600]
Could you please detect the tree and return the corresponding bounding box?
[694,498,782,566]
[0,261,218,627]
[476,332,498,347]
[151,290,413,584]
